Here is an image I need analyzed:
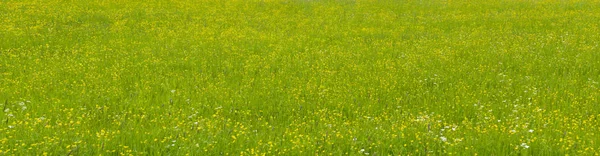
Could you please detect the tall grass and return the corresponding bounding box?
[1,0,599,155]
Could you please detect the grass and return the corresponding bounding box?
[1,0,600,155]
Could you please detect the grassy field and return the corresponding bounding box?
[1,0,600,155]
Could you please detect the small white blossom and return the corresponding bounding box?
[528,129,534,133]
[521,143,529,149]
[171,90,176,93]
[440,136,447,142]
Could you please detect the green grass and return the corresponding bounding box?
[1,0,600,155]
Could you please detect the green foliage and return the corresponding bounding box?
[1,0,600,155]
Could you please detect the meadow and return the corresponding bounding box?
[1,0,600,155]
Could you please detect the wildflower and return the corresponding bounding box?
[8,125,14,129]
[440,136,447,142]
[171,90,176,93]
[528,129,534,133]
[520,143,529,149]
[359,149,365,153]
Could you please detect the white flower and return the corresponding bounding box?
[8,125,14,129]
[359,149,365,153]
[3,108,9,113]
[18,102,25,106]
[528,129,534,133]
[171,90,176,93]
[510,130,516,133]
[7,113,13,117]
[21,106,27,111]
[440,136,447,142]
[520,143,529,149]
